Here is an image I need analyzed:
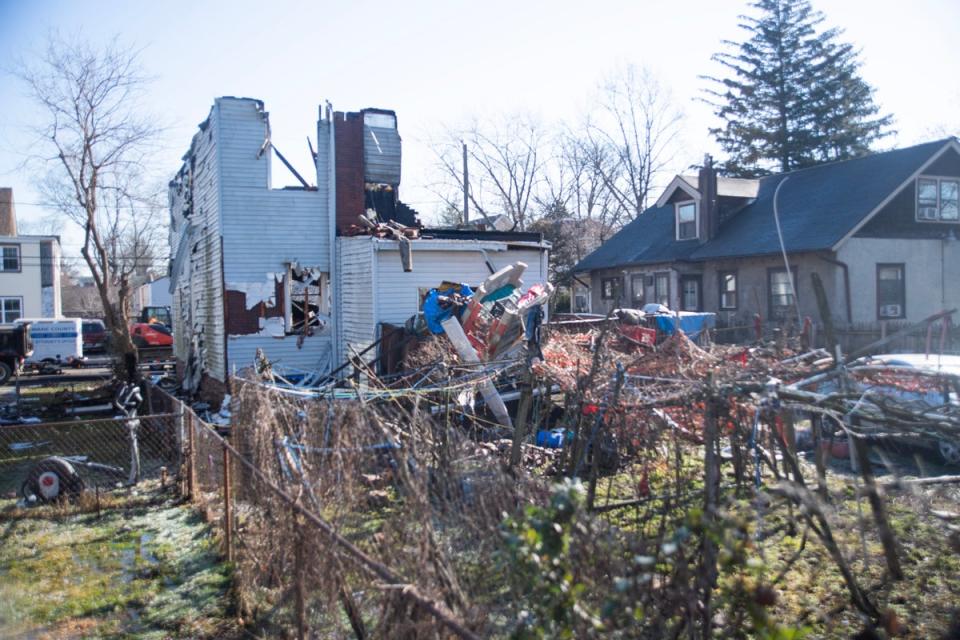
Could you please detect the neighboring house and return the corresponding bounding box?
[60,274,102,319]
[574,139,960,334]
[0,188,62,321]
[130,275,172,319]
[168,97,549,400]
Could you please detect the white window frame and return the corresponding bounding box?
[0,244,21,272]
[600,276,622,301]
[916,176,960,222]
[629,273,645,308]
[0,296,23,323]
[718,270,738,310]
[654,272,670,307]
[680,276,701,312]
[675,201,698,240]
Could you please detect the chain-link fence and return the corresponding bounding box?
[0,413,181,502]
[149,383,483,640]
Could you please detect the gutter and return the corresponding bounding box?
[817,254,852,324]
[327,103,340,369]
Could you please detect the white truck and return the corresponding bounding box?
[14,318,84,367]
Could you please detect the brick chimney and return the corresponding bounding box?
[0,188,17,237]
[697,155,718,243]
[333,112,366,233]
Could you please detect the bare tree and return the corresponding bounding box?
[17,34,163,372]
[586,65,683,222]
[555,131,624,242]
[529,131,616,283]
[429,114,547,231]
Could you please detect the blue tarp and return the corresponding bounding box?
[653,312,716,341]
[422,284,474,334]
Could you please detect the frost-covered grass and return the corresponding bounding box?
[0,487,239,639]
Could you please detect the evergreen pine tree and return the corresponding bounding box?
[703,0,893,176]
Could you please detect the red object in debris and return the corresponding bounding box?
[726,349,749,366]
[582,403,600,415]
[620,325,656,347]
[638,469,649,496]
[801,316,812,350]
[821,438,850,460]
[130,322,173,347]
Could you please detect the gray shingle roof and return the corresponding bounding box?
[574,139,953,272]
[572,204,701,272]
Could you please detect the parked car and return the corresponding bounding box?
[81,319,108,353]
[130,322,173,348]
[850,353,960,465]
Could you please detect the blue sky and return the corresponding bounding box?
[1,0,958,257]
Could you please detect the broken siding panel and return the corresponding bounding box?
[172,105,226,382]
[374,243,550,326]
[336,237,376,364]
[169,110,222,377]
[218,97,329,297]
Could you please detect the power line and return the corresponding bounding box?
[9,200,167,212]
[5,256,166,264]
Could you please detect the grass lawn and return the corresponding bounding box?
[0,486,240,639]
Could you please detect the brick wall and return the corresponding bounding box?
[334,112,365,233]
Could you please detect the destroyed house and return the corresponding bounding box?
[168,97,549,400]
[574,138,960,333]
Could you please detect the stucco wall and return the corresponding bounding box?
[585,252,843,328]
[837,237,960,323]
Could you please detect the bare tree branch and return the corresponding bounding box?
[16,33,164,375]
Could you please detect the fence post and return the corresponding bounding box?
[222,442,234,563]
[294,508,307,640]
[187,412,197,502]
[509,371,534,469]
[700,375,720,635]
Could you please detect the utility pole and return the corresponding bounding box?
[462,141,469,224]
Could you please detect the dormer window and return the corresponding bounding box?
[917,177,959,222]
[676,201,698,240]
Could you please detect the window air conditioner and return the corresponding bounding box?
[880,304,902,318]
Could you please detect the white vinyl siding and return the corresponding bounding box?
[337,237,377,367]
[169,103,225,381]
[374,241,548,327]
[337,237,549,370]
[170,98,334,384]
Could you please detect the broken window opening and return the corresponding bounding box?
[285,267,328,336]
